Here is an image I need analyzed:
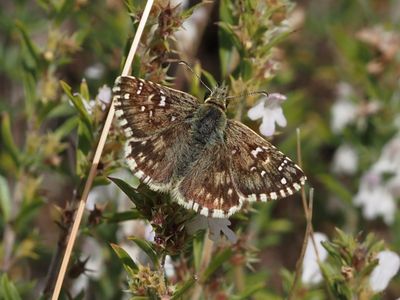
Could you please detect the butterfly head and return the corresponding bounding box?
[204,85,229,111]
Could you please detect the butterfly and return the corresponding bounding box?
[112,76,306,218]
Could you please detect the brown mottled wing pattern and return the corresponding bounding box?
[113,76,198,190]
[173,144,243,218]
[225,120,306,202]
[125,122,193,191]
[113,76,199,140]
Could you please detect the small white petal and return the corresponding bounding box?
[97,85,112,104]
[164,255,175,278]
[272,107,287,127]
[247,101,265,120]
[332,144,358,175]
[260,116,276,137]
[301,232,329,285]
[370,250,400,292]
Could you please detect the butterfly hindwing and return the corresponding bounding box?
[113,76,199,140]
[173,143,243,218]
[225,120,306,202]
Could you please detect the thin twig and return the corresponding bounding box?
[50,1,154,299]
[192,232,214,300]
[287,128,313,299]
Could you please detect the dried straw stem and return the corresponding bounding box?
[50,1,154,299]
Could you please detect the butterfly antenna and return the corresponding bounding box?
[225,90,269,100]
[178,61,213,94]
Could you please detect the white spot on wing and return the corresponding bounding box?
[251,147,263,158]
[212,210,225,218]
[115,109,124,117]
[159,95,167,107]
[281,177,287,185]
[200,207,209,216]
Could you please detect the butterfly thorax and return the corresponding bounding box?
[191,104,227,146]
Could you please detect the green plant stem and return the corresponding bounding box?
[192,232,214,300]
[234,264,245,293]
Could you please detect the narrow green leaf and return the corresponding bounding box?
[171,278,196,300]
[60,80,92,131]
[192,236,203,272]
[1,113,20,167]
[105,210,142,223]
[0,175,11,222]
[0,274,22,300]
[54,116,79,139]
[202,248,233,281]
[110,243,138,272]
[232,282,265,300]
[108,177,146,210]
[128,237,159,266]
[201,69,217,90]
[15,20,41,67]
[80,79,90,102]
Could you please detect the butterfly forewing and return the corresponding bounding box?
[225,120,306,202]
[174,144,243,218]
[113,76,199,140]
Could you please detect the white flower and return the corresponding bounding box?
[301,232,329,285]
[332,144,358,175]
[84,63,105,80]
[354,135,400,224]
[330,83,357,133]
[369,250,400,292]
[174,4,206,54]
[79,84,112,115]
[97,85,112,110]
[164,255,175,279]
[353,172,396,225]
[247,93,287,137]
[186,215,237,244]
[372,136,400,174]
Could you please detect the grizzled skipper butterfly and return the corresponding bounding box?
[112,74,306,218]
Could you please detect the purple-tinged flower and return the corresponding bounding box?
[247,93,287,137]
[369,250,400,292]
